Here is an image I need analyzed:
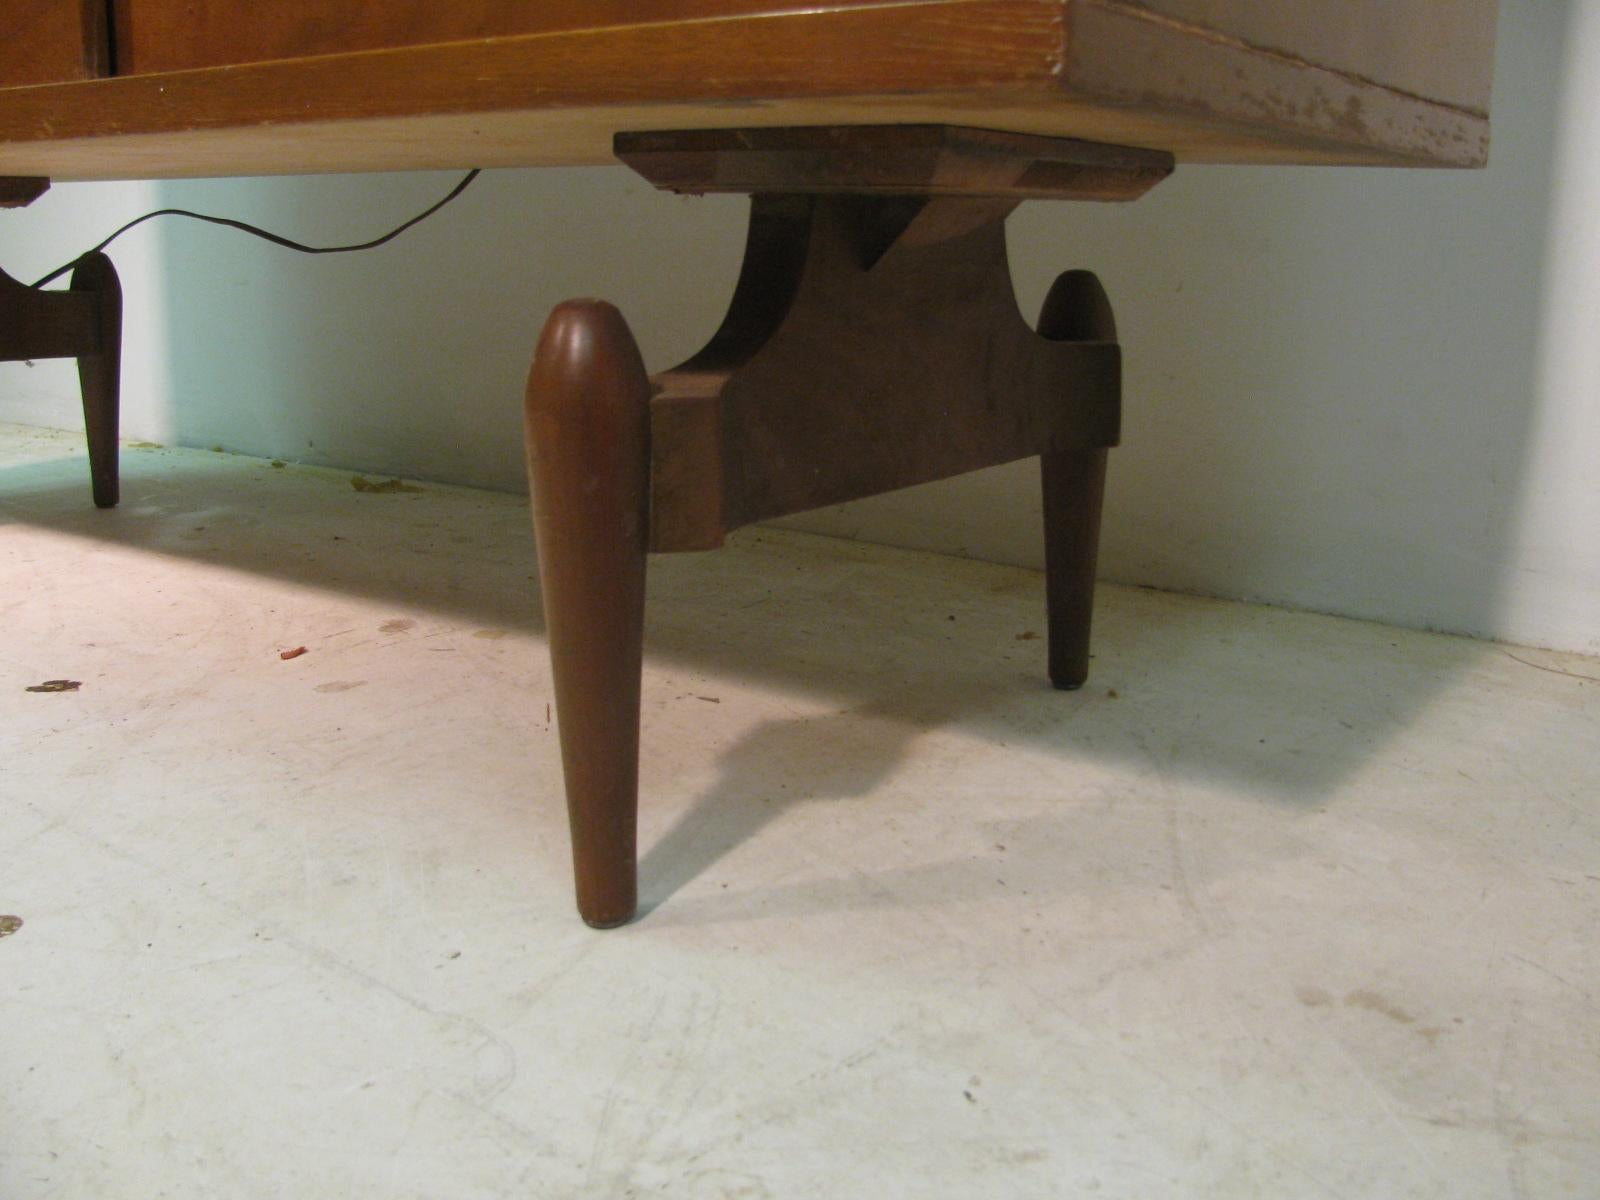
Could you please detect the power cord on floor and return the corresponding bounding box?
[28,168,481,289]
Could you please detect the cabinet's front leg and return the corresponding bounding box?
[523,301,651,928]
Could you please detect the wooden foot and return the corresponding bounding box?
[0,249,124,507]
[523,300,651,929]
[1038,270,1117,690]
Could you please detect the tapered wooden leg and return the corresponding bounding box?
[71,252,122,509]
[1038,270,1117,690]
[523,301,651,928]
[1041,447,1109,689]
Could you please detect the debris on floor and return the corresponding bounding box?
[25,679,80,693]
[350,475,424,494]
[0,916,23,937]
[1503,649,1600,684]
[278,646,309,661]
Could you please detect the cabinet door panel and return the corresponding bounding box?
[112,1,893,75]
[0,0,109,87]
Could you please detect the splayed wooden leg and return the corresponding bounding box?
[1042,445,1109,689]
[523,300,651,928]
[71,252,123,509]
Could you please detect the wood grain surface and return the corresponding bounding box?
[0,0,107,88]
[112,0,898,74]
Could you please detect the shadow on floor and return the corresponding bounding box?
[3,442,1504,919]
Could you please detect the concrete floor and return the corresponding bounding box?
[2,422,1596,1199]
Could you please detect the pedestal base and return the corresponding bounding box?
[525,126,1158,925]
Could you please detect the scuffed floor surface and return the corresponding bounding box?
[2,423,1597,1199]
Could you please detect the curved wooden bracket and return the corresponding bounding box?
[646,193,1121,552]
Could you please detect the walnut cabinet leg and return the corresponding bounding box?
[1038,270,1117,691]
[1041,446,1108,689]
[71,252,123,509]
[523,301,651,928]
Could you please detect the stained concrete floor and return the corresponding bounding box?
[1,422,1596,1199]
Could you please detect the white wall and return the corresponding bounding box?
[3,2,1596,655]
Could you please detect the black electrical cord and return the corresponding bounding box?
[29,168,481,289]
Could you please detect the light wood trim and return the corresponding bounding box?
[1061,0,1490,168]
[1102,0,1499,114]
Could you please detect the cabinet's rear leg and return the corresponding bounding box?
[1039,270,1117,691]
[523,301,651,928]
[1041,446,1108,689]
[71,252,122,509]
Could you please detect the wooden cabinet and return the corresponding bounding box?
[104,0,1501,126]
[0,0,1507,932]
[0,0,108,87]
[0,1,1500,179]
